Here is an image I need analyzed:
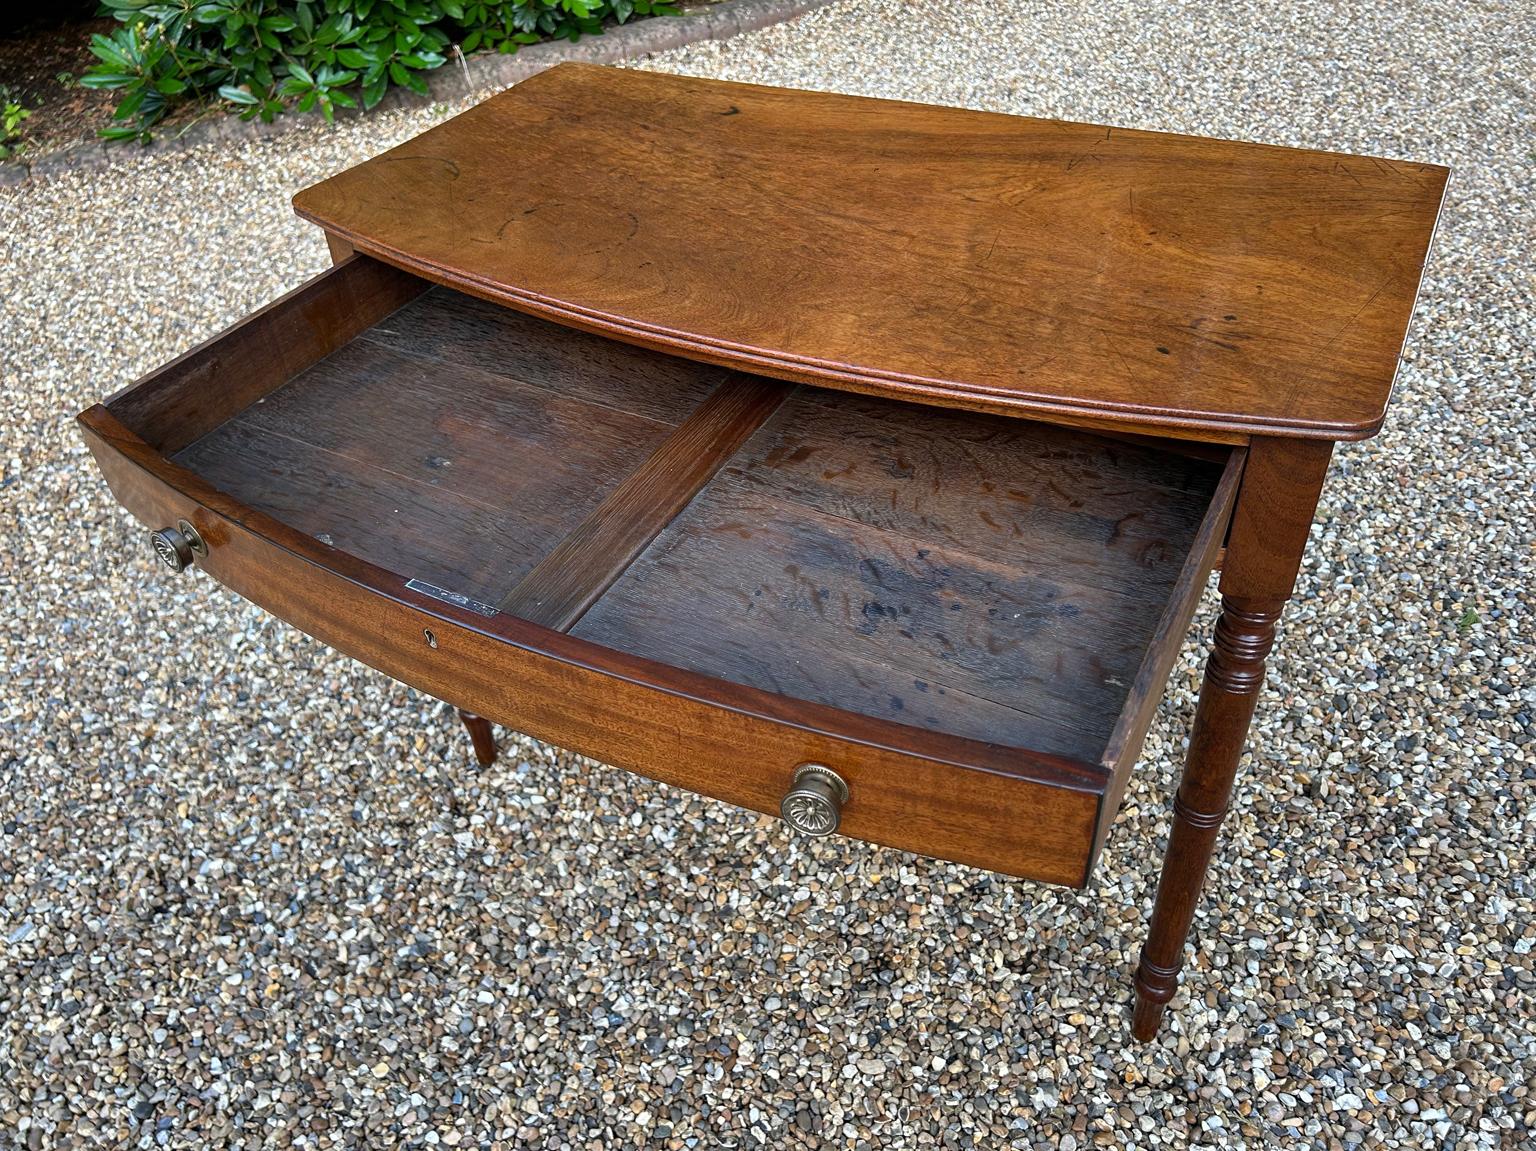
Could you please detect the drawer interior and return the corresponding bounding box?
[173,285,729,604]
[102,258,1238,868]
[153,276,1230,763]
[572,388,1223,761]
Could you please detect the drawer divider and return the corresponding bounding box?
[497,373,792,630]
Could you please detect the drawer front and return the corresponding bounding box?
[82,410,1105,887]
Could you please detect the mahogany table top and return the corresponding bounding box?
[295,63,1447,442]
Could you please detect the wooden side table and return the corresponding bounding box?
[79,64,1447,1038]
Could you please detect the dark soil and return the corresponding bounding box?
[0,12,121,156]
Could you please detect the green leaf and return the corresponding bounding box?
[87,34,133,70]
[79,73,139,90]
[217,83,260,104]
[314,14,344,45]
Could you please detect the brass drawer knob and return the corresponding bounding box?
[780,763,849,838]
[149,520,206,573]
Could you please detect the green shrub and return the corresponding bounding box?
[0,98,31,160]
[81,0,677,143]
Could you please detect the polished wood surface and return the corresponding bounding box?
[1131,437,1333,1039]
[295,63,1447,442]
[79,70,1444,1036]
[80,269,1244,888]
[158,277,1235,767]
[457,709,498,766]
[79,405,1109,886]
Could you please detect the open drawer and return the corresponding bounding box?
[80,255,1242,888]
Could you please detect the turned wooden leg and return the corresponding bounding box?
[1132,595,1281,1040]
[1131,436,1333,1041]
[457,708,497,766]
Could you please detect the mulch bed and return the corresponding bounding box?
[0,12,121,157]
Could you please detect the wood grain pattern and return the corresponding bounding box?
[294,63,1447,442]
[457,709,498,766]
[574,390,1227,760]
[1131,436,1333,1039]
[175,419,537,602]
[86,266,1243,903]
[499,373,791,627]
[107,255,426,453]
[170,287,729,602]
[575,486,1125,758]
[1220,437,1336,599]
[730,388,1225,596]
[326,233,355,264]
[80,67,1423,1040]
[362,287,727,424]
[1091,444,1244,865]
[80,405,1108,886]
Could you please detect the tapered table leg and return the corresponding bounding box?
[1131,436,1332,1041]
[457,708,498,766]
[1132,595,1281,1040]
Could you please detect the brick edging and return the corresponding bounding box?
[0,0,835,189]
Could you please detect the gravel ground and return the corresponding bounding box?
[2,1,1533,1148]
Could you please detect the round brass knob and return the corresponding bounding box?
[149,520,205,573]
[780,763,849,838]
